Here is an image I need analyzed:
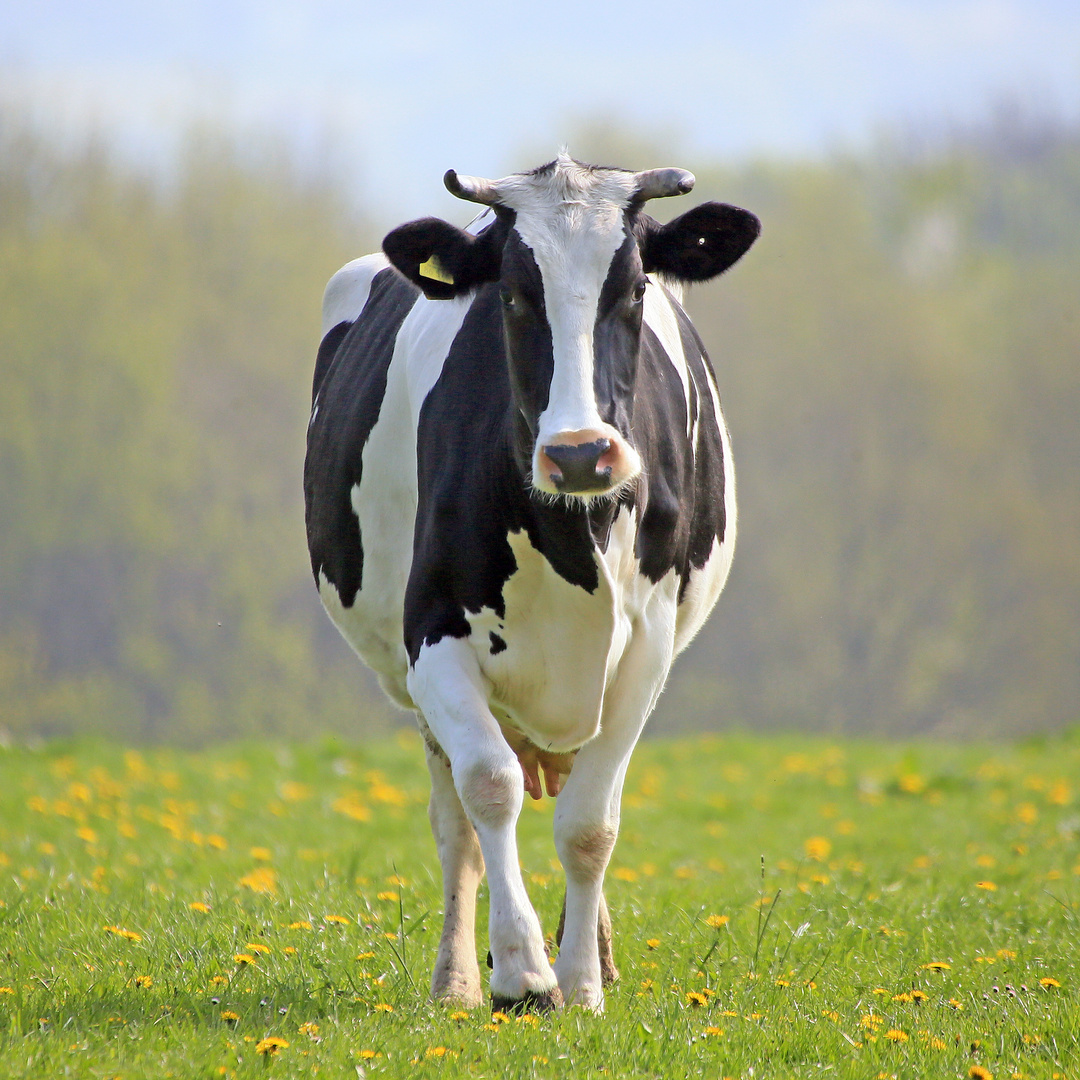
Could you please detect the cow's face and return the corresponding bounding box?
[383,155,760,500]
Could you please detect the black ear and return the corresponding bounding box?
[638,202,760,283]
[382,217,504,299]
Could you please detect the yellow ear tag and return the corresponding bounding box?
[418,256,454,285]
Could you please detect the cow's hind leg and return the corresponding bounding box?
[556,889,619,985]
[424,733,485,1007]
[409,639,561,1012]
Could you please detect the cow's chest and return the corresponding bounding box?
[465,508,666,753]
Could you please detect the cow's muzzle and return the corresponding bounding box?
[543,439,612,493]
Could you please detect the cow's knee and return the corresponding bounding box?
[555,818,617,882]
[456,753,523,831]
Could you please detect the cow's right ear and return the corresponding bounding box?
[382,217,504,299]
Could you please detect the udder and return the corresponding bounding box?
[499,725,577,800]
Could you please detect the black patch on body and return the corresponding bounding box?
[489,632,507,655]
[304,267,420,606]
[404,285,603,664]
[624,282,728,597]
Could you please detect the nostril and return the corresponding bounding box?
[543,439,614,492]
[544,439,611,470]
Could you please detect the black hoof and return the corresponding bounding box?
[491,987,563,1015]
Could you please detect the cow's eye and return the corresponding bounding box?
[632,280,647,303]
[499,285,515,308]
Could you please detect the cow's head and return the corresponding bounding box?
[383,154,759,499]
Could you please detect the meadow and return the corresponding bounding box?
[0,728,1076,1079]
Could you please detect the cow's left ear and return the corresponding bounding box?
[382,217,505,299]
[638,202,760,283]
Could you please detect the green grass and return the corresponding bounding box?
[0,728,1077,1078]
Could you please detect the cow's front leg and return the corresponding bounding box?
[552,607,675,1010]
[423,735,485,1007]
[409,638,561,1011]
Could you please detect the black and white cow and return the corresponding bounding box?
[304,154,759,1012]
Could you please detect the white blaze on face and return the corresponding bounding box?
[494,157,643,493]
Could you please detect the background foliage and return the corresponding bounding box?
[1,99,1077,743]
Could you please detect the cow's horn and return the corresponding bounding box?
[444,169,502,206]
[633,168,696,201]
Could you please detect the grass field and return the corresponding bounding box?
[0,728,1076,1079]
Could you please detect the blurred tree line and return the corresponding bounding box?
[1,99,1076,743]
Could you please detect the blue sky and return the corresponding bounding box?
[4,0,1079,221]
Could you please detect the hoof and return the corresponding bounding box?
[491,986,563,1015]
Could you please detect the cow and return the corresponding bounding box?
[304,153,759,1013]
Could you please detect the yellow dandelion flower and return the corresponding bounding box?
[646,938,661,949]
[358,1049,381,1059]
[283,946,297,956]
[210,975,228,986]
[245,943,270,955]
[207,834,227,850]
[822,1010,840,1022]
[515,1013,540,1026]
[256,1037,288,1056]
[885,1029,909,1042]
[612,867,639,882]
[249,847,272,861]
[356,951,375,960]
[325,914,351,925]
[804,836,832,860]
[425,1046,449,1057]
[685,990,709,1007]
[892,992,912,1003]
[104,925,142,943]
[976,881,997,891]
[948,998,964,1009]
[911,990,928,1002]
[134,975,152,988]
[922,961,951,971]
[238,867,277,895]
[0,987,13,995]
[449,1011,469,1021]
[375,891,398,902]
[704,1026,723,1037]
[1039,977,1061,989]
[705,914,730,929]
[373,1003,393,1013]
[996,948,1016,959]
[860,1014,884,1029]
[968,1067,993,1080]
[298,1022,319,1038]
[233,953,256,965]
[221,1011,239,1023]
[189,902,210,914]
[288,921,312,930]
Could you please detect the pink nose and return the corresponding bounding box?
[537,433,621,493]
